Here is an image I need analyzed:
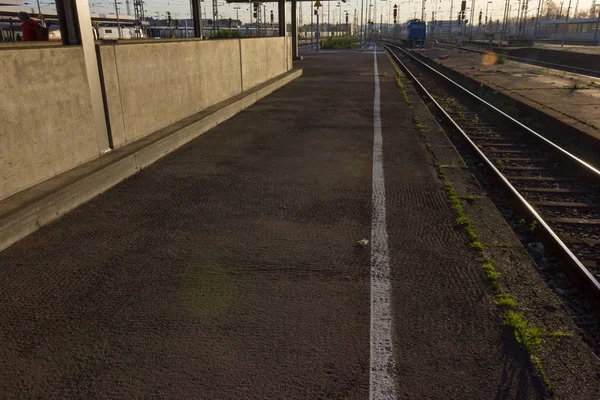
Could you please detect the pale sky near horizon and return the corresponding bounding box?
[15,0,600,26]
[106,0,599,25]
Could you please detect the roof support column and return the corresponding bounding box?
[192,0,203,38]
[291,0,299,58]
[54,0,79,45]
[278,0,286,36]
[56,0,111,153]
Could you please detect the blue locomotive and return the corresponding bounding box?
[395,19,427,48]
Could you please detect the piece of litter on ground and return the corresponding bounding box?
[358,239,369,247]
[527,242,544,254]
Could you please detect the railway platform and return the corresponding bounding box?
[464,41,600,56]
[414,45,600,142]
[533,43,600,56]
[1,45,599,399]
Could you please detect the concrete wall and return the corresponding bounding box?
[241,37,288,91]
[1,37,292,201]
[0,46,101,201]
[99,40,245,147]
[101,37,292,148]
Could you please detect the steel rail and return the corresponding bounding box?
[382,42,600,295]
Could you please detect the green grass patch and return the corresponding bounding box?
[388,53,412,106]
[547,330,572,339]
[456,215,469,225]
[496,293,517,308]
[505,310,542,353]
[395,76,411,103]
[441,159,459,169]
[464,226,479,243]
[387,52,405,78]
[440,166,487,256]
[482,261,500,289]
[395,75,404,89]
[470,240,485,253]
[320,35,358,49]
[458,195,482,202]
[214,29,241,38]
[530,221,538,233]
[532,355,557,399]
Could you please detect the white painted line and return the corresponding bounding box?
[369,45,397,400]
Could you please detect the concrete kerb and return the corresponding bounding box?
[0,69,303,253]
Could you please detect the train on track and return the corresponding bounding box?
[393,19,427,48]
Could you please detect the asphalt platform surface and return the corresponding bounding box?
[0,45,544,398]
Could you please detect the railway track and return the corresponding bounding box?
[383,42,600,296]
[432,42,600,78]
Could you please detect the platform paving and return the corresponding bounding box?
[0,46,556,398]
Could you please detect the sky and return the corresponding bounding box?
[24,0,600,25]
